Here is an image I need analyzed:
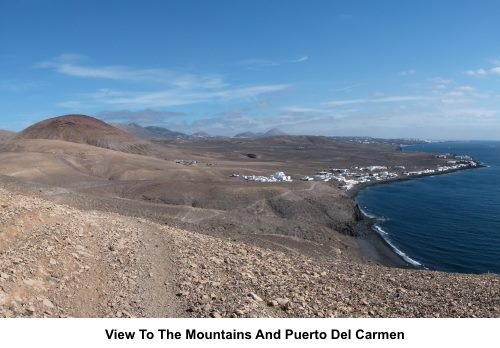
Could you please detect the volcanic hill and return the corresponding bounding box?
[15,114,151,154]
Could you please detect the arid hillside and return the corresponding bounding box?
[0,185,498,318]
[0,130,16,141]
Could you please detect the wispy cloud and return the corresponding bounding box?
[431,83,488,104]
[42,54,291,110]
[399,69,416,76]
[430,77,453,85]
[181,109,335,135]
[239,55,309,70]
[37,54,227,89]
[238,59,280,70]
[456,86,475,92]
[466,68,489,77]
[329,83,363,93]
[266,78,497,138]
[322,95,431,107]
[276,105,497,139]
[289,56,309,63]
[281,106,329,114]
[98,109,184,124]
[466,66,500,77]
[60,84,290,109]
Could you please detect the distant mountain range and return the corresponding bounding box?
[234,128,288,138]
[9,116,426,147]
[191,131,211,138]
[112,123,189,140]
[114,123,288,140]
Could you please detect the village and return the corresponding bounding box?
[231,171,292,183]
[231,153,480,191]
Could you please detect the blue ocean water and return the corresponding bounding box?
[356,141,500,274]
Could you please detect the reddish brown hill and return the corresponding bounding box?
[15,114,151,154]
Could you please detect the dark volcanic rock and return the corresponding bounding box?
[354,204,364,221]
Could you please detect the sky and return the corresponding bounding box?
[1,0,500,139]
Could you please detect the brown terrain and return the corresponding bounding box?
[0,130,16,141]
[0,114,498,317]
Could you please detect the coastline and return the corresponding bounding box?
[345,163,485,199]
[355,212,413,268]
[347,164,485,269]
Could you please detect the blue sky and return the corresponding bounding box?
[1,0,500,139]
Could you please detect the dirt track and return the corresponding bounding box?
[0,187,180,317]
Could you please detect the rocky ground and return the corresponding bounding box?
[0,187,498,318]
[0,187,179,317]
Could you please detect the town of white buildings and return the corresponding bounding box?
[231,153,479,190]
[233,171,293,183]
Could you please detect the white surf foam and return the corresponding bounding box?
[359,206,377,219]
[373,224,422,267]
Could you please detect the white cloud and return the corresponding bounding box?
[281,106,327,114]
[73,84,290,108]
[433,85,487,104]
[98,109,184,124]
[163,90,499,138]
[449,108,496,118]
[466,68,488,77]
[399,69,416,76]
[491,67,500,75]
[37,54,227,89]
[465,65,500,77]
[239,55,309,70]
[456,86,475,92]
[445,91,465,97]
[238,59,280,70]
[290,56,309,63]
[430,77,453,84]
[440,98,473,104]
[42,54,291,110]
[322,96,431,107]
[329,83,363,93]
[429,77,487,103]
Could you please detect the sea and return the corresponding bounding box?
[356,141,500,274]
